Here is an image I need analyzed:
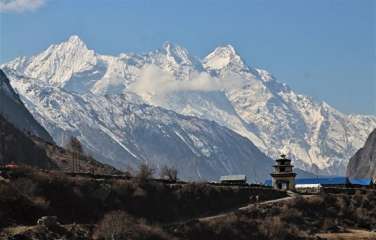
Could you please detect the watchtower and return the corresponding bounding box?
[271,154,296,191]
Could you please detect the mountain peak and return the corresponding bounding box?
[203,44,246,70]
[61,35,87,50]
[40,35,90,57]
[159,41,195,66]
[162,41,178,51]
[16,34,97,85]
[67,35,84,43]
[217,44,237,55]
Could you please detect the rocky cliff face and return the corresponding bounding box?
[0,113,56,169]
[0,69,53,142]
[0,71,120,174]
[347,129,376,178]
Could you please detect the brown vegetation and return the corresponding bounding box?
[160,165,178,182]
[170,191,376,240]
[136,163,155,182]
[93,211,173,240]
[0,178,56,232]
[0,114,56,169]
[32,136,120,175]
[0,167,269,229]
[65,136,83,172]
[3,167,373,240]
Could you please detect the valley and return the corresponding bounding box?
[1,2,375,239]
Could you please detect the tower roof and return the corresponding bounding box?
[276,154,291,161]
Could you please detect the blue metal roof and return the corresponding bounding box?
[264,179,272,186]
[264,177,350,186]
[296,177,349,185]
[349,178,373,186]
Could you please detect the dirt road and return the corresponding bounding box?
[199,196,294,222]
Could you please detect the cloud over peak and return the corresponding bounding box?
[128,64,247,102]
[0,0,46,13]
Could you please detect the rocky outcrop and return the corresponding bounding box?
[0,69,53,142]
[0,70,118,173]
[0,113,57,169]
[347,129,376,178]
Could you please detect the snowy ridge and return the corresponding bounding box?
[3,69,272,180]
[3,35,376,176]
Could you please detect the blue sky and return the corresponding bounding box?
[0,0,375,114]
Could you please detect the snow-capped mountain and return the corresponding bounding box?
[0,69,53,142]
[3,69,272,181]
[3,35,375,176]
[203,45,376,175]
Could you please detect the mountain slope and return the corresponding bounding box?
[203,45,376,175]
[3,69,273,181]
[0,69,53,142]
[347,129,376,179]
[0,71,119,174]
[3,36,375,176]
[0,113,56,169]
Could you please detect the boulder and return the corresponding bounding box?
[37,216,59,227]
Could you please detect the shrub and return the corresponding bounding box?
[10,177,37,198]
[32,196,50,210]
[93,211,173,240]
[0,181,19,201]
[136,163,155,182]
[160,165,178,182]
[258,216,285,239]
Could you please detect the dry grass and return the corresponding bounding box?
[1,167,266,227]
[1,225,34,236]
[170,191,376,240]
[93,211,174,240]
[317,228,376,240]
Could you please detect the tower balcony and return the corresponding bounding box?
[271,172,297,178]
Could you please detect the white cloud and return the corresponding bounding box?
[0,0,46,13]
[128,64,247,99]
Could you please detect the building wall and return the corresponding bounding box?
[272,176,295,190]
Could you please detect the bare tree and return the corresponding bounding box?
[0,119,5,167]
[136,163,155,181]
[94,211,131,240]
[66,137,83,172]
[123,164,135,178]
[160,165,178,182]
[0,117,13,167]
